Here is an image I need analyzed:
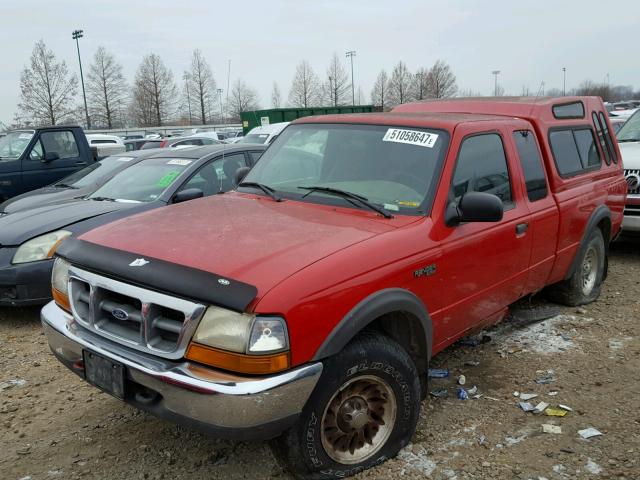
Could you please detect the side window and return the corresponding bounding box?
[40,131,80,159]
[549,128,601,177]
[177,153,246,197]
[598,112,618,164]
[513,131,548,202]
[249,151,263,166]
[29,140,44,160]
[451,133,512,206]
[592,112,611,165]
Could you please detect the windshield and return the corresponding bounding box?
[56,156,136,188]
[0,131,34,159]
[241,123,449,215]
[88,157,193,203]
[240,134,270,144]
[617,110,640,142]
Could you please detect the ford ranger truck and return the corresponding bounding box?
[42,97,625,479]
[613,108,640,233]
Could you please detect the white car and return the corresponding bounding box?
[85,134,126,158]
[239,122,290,145]
[616,109,640,233]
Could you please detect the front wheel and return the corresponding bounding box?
[547,228,606,306]
[270,332,421,479]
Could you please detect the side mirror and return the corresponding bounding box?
[235,166,251,186]
[173,188,204,204]
[90,146,99,161]
[43,151,60,162]
[445,191,503,227]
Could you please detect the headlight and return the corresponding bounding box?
[192,307,288,354]
[12,230,72,264]
[186,306,290,374]
[51,257,72,311]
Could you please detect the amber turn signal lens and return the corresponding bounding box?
[52,287,71,312]
[185,342,290,375]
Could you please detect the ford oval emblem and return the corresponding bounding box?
[218,278,230,286]
[111,308,129,321]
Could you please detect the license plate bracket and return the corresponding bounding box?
[83,350,125,399]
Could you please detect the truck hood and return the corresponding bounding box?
[80,192,417,299]
[0,199,132,246]
[620,141,640,169]
[0,186,94,214]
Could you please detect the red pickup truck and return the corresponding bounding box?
[42,97,625,479]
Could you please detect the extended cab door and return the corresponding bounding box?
[21,129,86,193]
[431,125,533,341]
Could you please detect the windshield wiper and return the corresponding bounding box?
[54,183,78,189]
[89,196,116,202]
[618,138,640,143]
[298,185,394,219]
[238,181,282,202]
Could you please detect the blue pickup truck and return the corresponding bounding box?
[0,126,96,202]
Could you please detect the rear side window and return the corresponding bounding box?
[592,112,611,165]
[451,133,512,206]
[552,101,585,119]
[598,112,618,164]
[549,128,601,176]
[513,131,548,202]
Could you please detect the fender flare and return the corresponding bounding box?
[565,204,611,281]
[312,288,433,362]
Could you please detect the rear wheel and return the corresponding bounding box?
[270,332,421,479]
[547,228,605,306]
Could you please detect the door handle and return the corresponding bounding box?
[515,223,529,235]
[75,161,87,166]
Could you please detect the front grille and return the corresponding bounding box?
[624,169,640,195]
[68,266,206,359]
[624,205,640,217]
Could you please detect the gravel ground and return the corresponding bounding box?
[1,239,638,480]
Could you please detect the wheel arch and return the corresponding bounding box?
[312,288,432,373]
[565,205,611,281]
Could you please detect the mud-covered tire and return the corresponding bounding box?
[547,228,606,306]
[270,332,421,480]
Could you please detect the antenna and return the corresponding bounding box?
[526,80,546,121]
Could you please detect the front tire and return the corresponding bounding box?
[270,332,421,479]
[547,228,606,306]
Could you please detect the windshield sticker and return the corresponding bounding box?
[157,171,180,188]
[18,133,33,140]
[382,128,438,148]
[383,203,400,212]
[117,157,134,162]
[167,159,192,166]
[397,200,420,207]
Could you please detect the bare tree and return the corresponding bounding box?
[130,53,177,127]
[387,61,413,107]
[426,60,457,98]
[288,61,320,108]
[227,79,259,122]
[271,82,282,108]
[86,46,127,129]
[457,89,484,98]
[322,53,351,106]
[18,40,78,126]
[413,68,429,100]
[574,79,610,100]
[371,70,389,110]
[185,49,216,124]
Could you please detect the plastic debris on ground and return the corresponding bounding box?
[578,427,603,439]
[467,386,478,395]
[457,387,469,400]
[519,393,538,401]
[534,402,549,414]
[430,388,448,398]
[519,402,536,412]
[559,404,573,412]
[464,361,480,367]
[547,391,559,396]
[535,375,556,384]
[457,375,466,385]
[544,407,568,417]
[428,368,450,378]
[542,424,562,434]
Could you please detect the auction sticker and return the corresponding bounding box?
[167,159,192,166]
[383,128,438,148]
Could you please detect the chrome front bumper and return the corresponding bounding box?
[622,214,640,232]
[41,301,322,439]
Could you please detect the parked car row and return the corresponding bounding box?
[0,96,631,479]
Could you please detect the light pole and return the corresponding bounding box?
[217,88,224,124]
[491,70,500,97]
[226,60,231,124]
[183,72,192,125]
[562,67,566,96]
[346,50,356,106]
[72,29,90,129]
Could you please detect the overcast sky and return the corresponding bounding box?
[1,0,638,126]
